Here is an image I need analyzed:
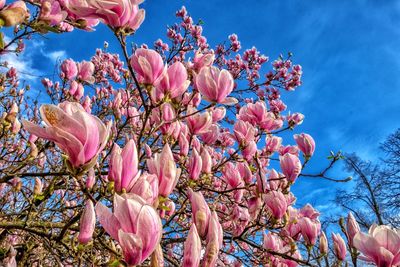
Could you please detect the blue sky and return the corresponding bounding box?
[5,0,400,217]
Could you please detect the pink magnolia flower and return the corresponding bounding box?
[153,61,190,101]
[287,112,304,127]
[332,233,347,261]
[96,194,162,266]
[22,102,110,170]
[319,231,328,254]
[200,148,212,174]
[188,188,211,238]
[183,224,202,267]
[238,101,283,131]
[265,135,282,154]
[280,153,302,182]
[39,0,68,26]
[298,217,319,246]
[346,212,360,247]
[221,162,239,186]
[130,48,165,85]
[294,133,315,158]
[186,108,212,135]
[353,224,400,267]
[196,66,236,104]
[66,0,145,30]
[263,232,283,251]
[128,173,159,205]
[188,149,203,180]
[147,144,180,197]
[203,211,223,267]
[233,120,256,145]
[0,0,5,9]
[299,204,320,220]
[108,139,139,193]
[211,107,226,123]
[77,61,95,84]
[60,59,78,80]
[192,50,215,72]
[78,200,95,244]
[264,191,287,219]
[248,197,262,220]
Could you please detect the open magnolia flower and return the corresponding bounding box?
[95,194,162,266]
[353,224,400,267]
[22,101,110,171]
[65,0,145,30]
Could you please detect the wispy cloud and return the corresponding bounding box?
[1,37,43,80]
[44,50,67,63]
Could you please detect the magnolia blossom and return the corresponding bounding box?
[78,200,95,244]
[147,144,180,197]
[332,233,347,261]
[108,139,139,193]
[183,224,202,267]
[346,212,360,247]
[196,66,236,104]
[22,102,110,170]
[60,59,78,80]
[130,48,165,85]
[192,50,215,72]
[203,211,223,267]
[353,224,400,267]
[153,61,190,101]
[294,133,315,157]
[188,188,211,238]
[66,0,145,30]
[280,153,302,182]
[39,0,68,26]
[96,194,162,266]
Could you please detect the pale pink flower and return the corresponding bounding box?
[186,108,212,135]
[188,149,203,180]
[22,102,110,170]
[264,191,287,219]
[294,133,315,157]
[299,217,319,246]
[332,233,347,261]
[280,153,302,182]
[183,224,202,267]
[130,48,165,85]
[96,194,162,266]
[153,61,190,101]
[77,61,95,84]
[346,212,360,247]
[203,211,223,267]
[39,0,67,25]
[78,200,96,244]
[188,188,211,238]
[60,59,78,80]
[66,0,145,30]
[353,224,400,267]
[196,66,236,104]
[147,144,180,197]
[108,139,139,193]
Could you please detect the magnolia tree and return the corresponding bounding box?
[0,1,399,267]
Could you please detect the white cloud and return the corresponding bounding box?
[1,36,67,81]
[1,37,42,80]
[44,50,67,63]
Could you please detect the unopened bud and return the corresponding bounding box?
[33,177,43,195]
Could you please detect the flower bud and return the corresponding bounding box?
[78,200,96,244]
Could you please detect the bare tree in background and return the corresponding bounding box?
[336,129,400,229]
